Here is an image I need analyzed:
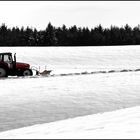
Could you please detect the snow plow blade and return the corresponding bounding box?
[39,70,52,76]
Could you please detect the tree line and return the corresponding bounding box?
[0,23,140,46]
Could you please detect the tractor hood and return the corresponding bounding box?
[16,62,30,69]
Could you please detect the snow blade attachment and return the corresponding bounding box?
[31,66,52,76]
[40,70,52,76]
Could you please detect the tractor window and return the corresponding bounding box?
[3,55,12,62]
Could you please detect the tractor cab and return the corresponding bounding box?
[0,52,12,62]
[0,52,16,69]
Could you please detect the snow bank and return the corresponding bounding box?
[0,106,140,139]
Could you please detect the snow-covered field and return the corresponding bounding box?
[0,106,140,139]
[1,45,140,138]
[2,45,140,73]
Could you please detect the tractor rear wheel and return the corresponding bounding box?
[0,68,7,77]
[22,69,33,76]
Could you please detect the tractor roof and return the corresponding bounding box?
[0,52,12,55]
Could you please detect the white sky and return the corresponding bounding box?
[0,1,140,30]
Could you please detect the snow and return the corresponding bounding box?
[1,45,140,138]
[0,106,140,139]
[1,45,140,73]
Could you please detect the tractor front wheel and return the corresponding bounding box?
[22,69,33,76]
[0,68,7,77]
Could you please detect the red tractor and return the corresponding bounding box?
[0,52,33,77]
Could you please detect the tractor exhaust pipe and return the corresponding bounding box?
[14,53,16,62]
[13,53,16,69]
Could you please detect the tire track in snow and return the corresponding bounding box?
[1,68,140,80]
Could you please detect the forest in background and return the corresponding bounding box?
[0,23,140,46]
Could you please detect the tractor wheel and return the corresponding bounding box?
[0,68,7,77]
[22,69,33,76]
